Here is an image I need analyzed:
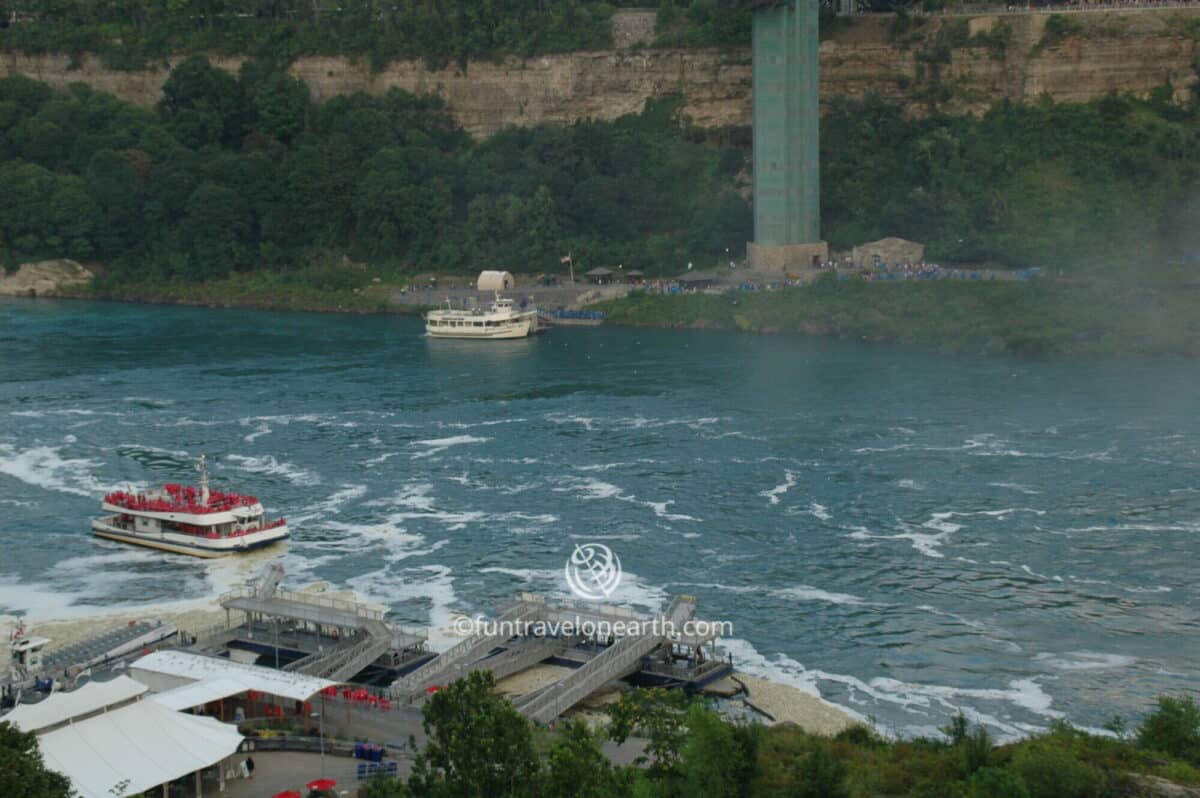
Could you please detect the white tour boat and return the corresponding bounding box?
[425,292,539,339]
[91,455,289,558]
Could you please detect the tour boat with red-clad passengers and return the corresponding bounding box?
[91,454,289,558]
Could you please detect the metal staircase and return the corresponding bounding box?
[284,619,393,682]
[256,563,285,598]
[407,637,567,705]
[514,597,696,724]
[515,632,660,724]
[389,601,542,699]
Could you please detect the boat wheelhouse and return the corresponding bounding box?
[425,292,539,339]
[91,455,289,558]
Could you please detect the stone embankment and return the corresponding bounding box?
[0,259,92,297]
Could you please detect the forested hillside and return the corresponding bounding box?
[0,0,751,69]
[0,59,750,284]
[1,57,1198,289]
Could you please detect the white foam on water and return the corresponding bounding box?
[545,413,596,431]
[224,454,319,485]
[775,585,866,606]
[990,482,1041,495]
[760,471,797,505]
[896,479,922,490]
[0,443,124,497]
[1063,522,1200,534]
[116,443,192,460]
[678,582,871,607]
[410,435,489,459]
[242,422,272,443]
[121,397,174,408]
[702,431,768,441]
[348,563,460,648]
[1019,564,1062,582]
[852,523,951,559]
[319,519,433,556]
[554,476,699,522]
[440,418,528,429]
[808,502,831,520]
[480,566,560,585]
[852,443,914,454]
[12,408,122,418]
[558,476,624,501]
[1034,651,1137,671]
[643,500,700,522]
[362,452,401,466]
[367,482,436,512]
[289,483,368,524]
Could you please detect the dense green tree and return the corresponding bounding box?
[1137,696,1200,764]
[159,55,249,148]
[680,704,746,798]
[0,721,74,798]
[250,71,309,143]
[407,671,539,798]
[608,688,690,782]
[542,718,623,798]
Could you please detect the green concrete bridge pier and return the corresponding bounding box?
[747,0,829,273]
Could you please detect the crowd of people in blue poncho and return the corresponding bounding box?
[831,261,1043,282]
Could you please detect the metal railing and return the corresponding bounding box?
[219,586,387,622]
[517,632,663,724]
[390,602,542,698]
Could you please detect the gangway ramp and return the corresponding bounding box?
[390,598,545,699]
[515,596,696,725]
[284,619,395,682]
[515,631,660,724]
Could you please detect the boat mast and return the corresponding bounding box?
[197,454,210,507]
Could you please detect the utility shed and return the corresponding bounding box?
[851,237,925,267]
[477,270,514,291]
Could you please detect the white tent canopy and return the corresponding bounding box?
[477,270,514,291]
[4,675,148,732]
[38,698,243,798]
[151,677,252,711]
[131,650,335,702]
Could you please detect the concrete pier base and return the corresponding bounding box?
[747,241,829,274]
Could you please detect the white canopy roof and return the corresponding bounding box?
[4,676,148,732]
[151,677,250,711]
[39,699,242,798]
[131,650,335,702]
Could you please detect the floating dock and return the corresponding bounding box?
[195,565,434,685]
[390,592,732,723]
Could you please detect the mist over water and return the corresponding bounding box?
[1,297,1197,738]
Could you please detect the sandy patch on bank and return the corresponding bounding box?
[21,605,229,656]
[735,672,859,735]
[493,664,573,698]
[0,260,91,296]
[10,581,369,662]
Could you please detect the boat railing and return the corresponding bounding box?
[218,586,387,621]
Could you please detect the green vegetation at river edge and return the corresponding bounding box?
[598,276,1200,356]
[8,675,1200,798]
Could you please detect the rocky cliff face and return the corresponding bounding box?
[3,8,1197,137]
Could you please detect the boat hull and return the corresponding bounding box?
[426,318,535,339]
[91,518,289,558]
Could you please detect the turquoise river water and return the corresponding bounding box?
[1,297,1197,738]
